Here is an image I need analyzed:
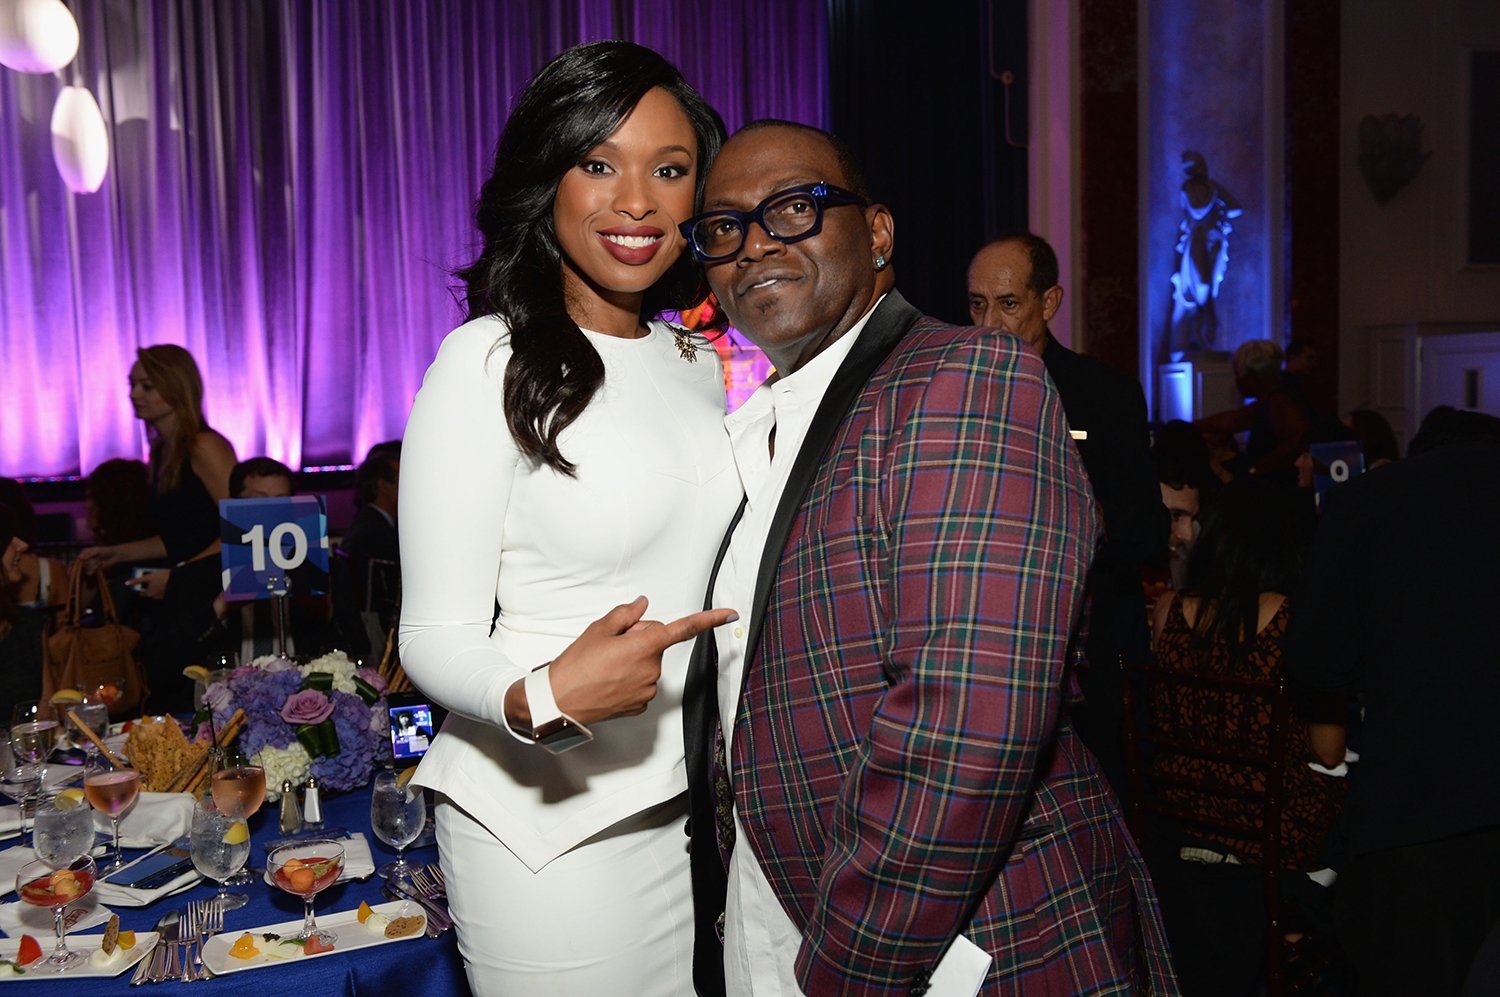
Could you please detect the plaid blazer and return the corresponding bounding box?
[684,292,1179,996]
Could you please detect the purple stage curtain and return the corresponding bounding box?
[0,0,824,478]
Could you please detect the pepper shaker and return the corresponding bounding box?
[303,774,323,831]
[278,778,303,834]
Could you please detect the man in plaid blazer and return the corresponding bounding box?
[682,121,1178,996]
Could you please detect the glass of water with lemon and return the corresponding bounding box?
[33,793,95,868]
[189,797,251,911]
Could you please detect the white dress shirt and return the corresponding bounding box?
[713,303,876,995]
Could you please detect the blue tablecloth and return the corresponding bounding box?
[7,787,470,996]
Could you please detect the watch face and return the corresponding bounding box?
[533,715,593,755]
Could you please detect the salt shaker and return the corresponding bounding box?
[278,778,303,834]
[303,774,323,831]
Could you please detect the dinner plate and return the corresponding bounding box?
[201,899,425,974]
[0,931,157,981]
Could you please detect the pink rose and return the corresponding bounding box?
[280,689,334,726]
[355,668,388,695]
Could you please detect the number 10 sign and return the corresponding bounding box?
[220,496,330,600]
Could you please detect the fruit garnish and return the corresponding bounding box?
[118,930,136,949]
[49,689,84,705]
[102,914,119,955]
[182,665,210,683]
[395,767,418,789]
[15,936,41,967]
[288,867,315,892]
[228,933,260,959]
[356,900,373,924]
[55,789,85,808]
[302,936,335,956]
[221,820,249,845]
[281,858,306,872]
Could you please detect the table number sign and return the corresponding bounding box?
[220,496,330,600]
[1309,441,1365,507]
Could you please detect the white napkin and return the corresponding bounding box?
[0,846,39,895]
[94,792,195,848]
[0,893,110,936]
[261,832,375,885]
[92,844,200,908]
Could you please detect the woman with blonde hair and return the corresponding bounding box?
[78,345,235,709]
[80,346,235,570]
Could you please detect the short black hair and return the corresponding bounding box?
[985,231,1060,298]
[230,457,294,499]
[734,119,872,202]
[1153,420,1216,492]
[355,454,399,506]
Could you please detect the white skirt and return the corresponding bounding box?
[436,793,695,997]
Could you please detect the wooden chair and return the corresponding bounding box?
[1120,653,1296,996]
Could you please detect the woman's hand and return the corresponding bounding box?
[126,568,171,601]
[506,596,738,729]
[75,545,121,573]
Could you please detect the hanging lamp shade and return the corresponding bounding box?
[0,0,79,74]
[51,85,108,193]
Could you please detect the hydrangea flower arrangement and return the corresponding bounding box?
[203,651,390,798]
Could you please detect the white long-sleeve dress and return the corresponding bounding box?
[398,316,739,995]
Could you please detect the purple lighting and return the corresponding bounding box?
[0,0,825,478]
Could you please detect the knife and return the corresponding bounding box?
[131,909,178,986]
[260,826,355,853]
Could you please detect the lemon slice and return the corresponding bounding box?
[182,665,210,683]
[48,689,84,705]
[55,789,85,809]
[221,820,250,845]
[395,767,418,789]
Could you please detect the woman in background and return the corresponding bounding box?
[79,346,235,710]
[398,42,737,995]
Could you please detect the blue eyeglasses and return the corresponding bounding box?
[678,181,867,263]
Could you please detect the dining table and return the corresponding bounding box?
[1,783,471,995]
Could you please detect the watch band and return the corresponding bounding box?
[524,665,593,754]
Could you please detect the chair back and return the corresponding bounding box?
[1120,650,1294,996]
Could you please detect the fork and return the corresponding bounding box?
[426,863,445,891]
[409,865,445,900]
[197,898,223,978]
[178,903,201,982]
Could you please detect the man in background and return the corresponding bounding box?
[968,233,1167,798]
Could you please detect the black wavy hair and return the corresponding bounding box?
[457,41,725,475]
[1181,483,1303,667]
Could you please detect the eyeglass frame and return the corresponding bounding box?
[678,181,868,263]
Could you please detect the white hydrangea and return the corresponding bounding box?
[252,742,313,800]
[301,650,359,695]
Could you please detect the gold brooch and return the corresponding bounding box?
[672,327,699,363]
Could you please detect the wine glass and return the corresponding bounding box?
[67,702,111,760]
[267,840,344,945]
[15,855,96,971]
[10,716,58,845]
[370,770,426,883]
[90,678,126,719]
[32,796,96,869]
[189,798,250,912]
[83,755,140,873]
[210,754,265,885]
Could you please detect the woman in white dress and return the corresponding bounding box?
[398,41,740,996]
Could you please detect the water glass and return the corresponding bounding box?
[189,798,251,911]
[32,798,95,868]
[370,771,426,884]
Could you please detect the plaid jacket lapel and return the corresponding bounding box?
[739,290,923,682]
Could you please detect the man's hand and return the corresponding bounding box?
[507,596,738,729]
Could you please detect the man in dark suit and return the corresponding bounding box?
[339,447,401,627]
[681,121,1177,996]
[1288,410,1500,996]
[967,234,1167,798]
